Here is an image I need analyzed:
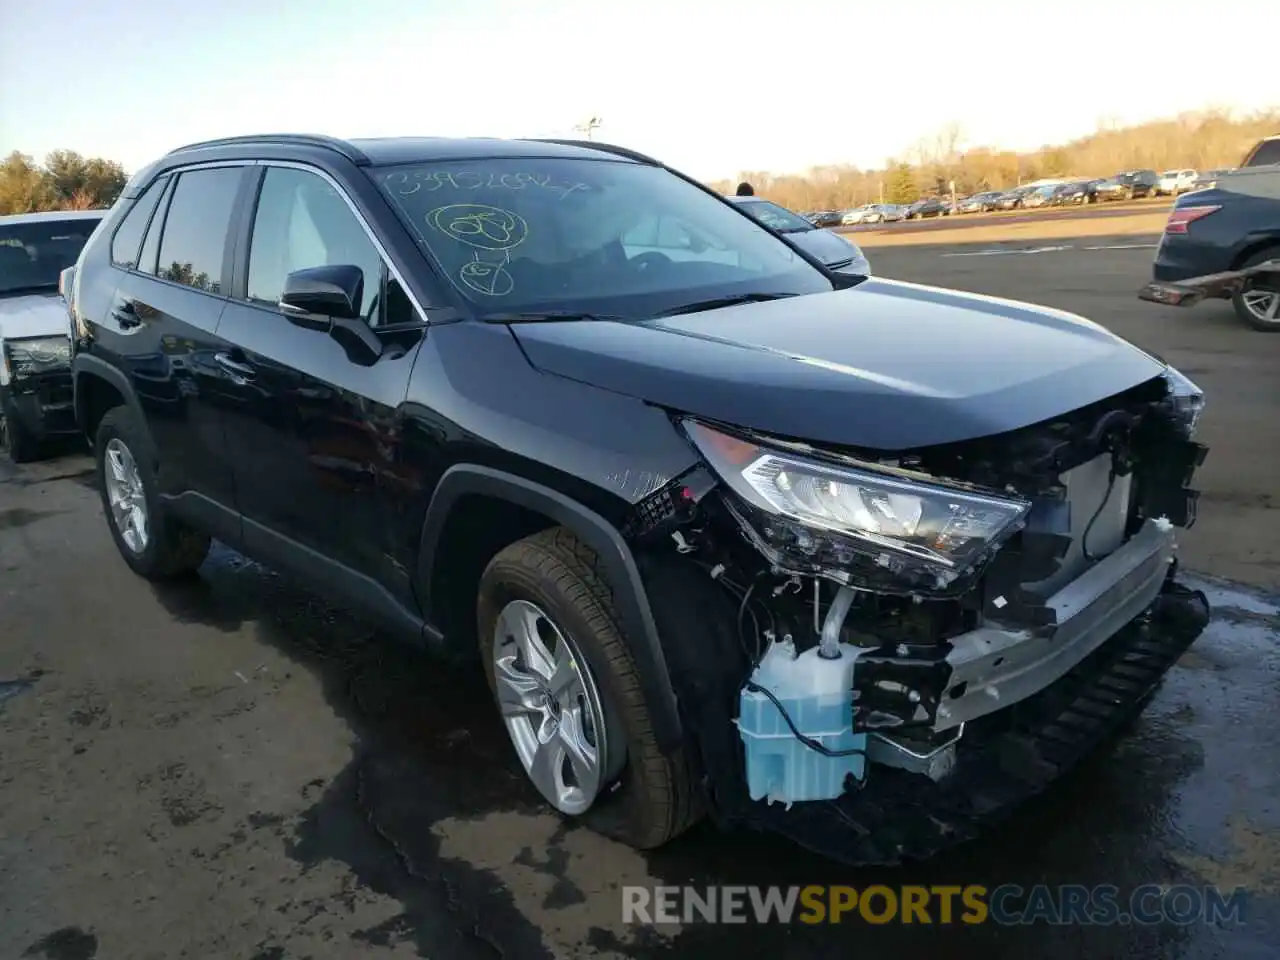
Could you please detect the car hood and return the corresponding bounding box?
[0,291,68,341]
[786,228,868,270]
[511,278,1167,451]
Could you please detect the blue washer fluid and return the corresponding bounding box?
[736,639,866,807]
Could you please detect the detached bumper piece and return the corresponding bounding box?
[1139,258,1280,307]
[6,372,76,439]
[742,576,1209,865]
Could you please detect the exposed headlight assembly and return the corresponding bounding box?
[684,420,1031,594]
[1161,365,1205,437]
[3,336,72,380]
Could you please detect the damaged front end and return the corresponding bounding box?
[626,366,1212,863]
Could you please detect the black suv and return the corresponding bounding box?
[66,134,1210,863]
[1096,169,1160,201]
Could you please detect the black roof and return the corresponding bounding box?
[165,133,653,167]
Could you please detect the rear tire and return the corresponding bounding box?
[1232,247,1280,331]
[477,527,702,849]
[0,392,41,464]
[95,406,210,579]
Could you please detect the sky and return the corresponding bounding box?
[2,0,1276,182]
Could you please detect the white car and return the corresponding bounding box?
[0,210,105,462]
[856,203,906,224]
[1158,169,1198,196]
[841,206,873,225]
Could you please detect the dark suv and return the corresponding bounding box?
[65,134,1210,863]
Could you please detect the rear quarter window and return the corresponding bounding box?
[110,177,169,269]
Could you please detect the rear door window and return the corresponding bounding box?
[155,167,244,293]
[111,176,168,269]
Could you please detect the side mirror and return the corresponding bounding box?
[58,266,76,303]
[280,264,363,322]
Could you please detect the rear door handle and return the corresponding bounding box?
[214,352,256,383]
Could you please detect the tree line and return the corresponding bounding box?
[709,107,1280,210]
[0,150,128,215]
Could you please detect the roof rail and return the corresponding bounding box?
[166,134,370,165]
[524,138,659,166]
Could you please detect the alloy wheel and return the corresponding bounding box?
[491,599,612,815]
[1242,287,1280,325]
[104,438,149,553]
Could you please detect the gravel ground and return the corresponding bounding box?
[2,239,1276,960]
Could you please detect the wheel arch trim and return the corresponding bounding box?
[417,463,683,752]
[72,353,151,451]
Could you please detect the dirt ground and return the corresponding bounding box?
[851,211,1171,247]
[2,237,1277,960]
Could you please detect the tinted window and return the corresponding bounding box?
[0,217,101,296]
[136,179,173,276]
[111,177,167,268]
[1243,138,1280,167]
[247,167,384,318]
[156,167,242,293]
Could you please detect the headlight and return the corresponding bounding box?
[4,337,72,378]
[1162,365,1205,436]
[684,420,1031,593]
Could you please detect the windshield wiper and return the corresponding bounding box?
[656,292,797,318]
[477,310,623,324]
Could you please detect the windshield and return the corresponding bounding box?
[736,200,814,233]
[374,158,832,317]
[0,217,100,296]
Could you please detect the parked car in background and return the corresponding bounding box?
[841,206,876,225]
[993,187,1033,210]
[1054,180,1101,205]
[809,210,844,228]
[1158,170,1198,196]
[1097,170,1160,201]
[954,191,1003,214]
[1191,169,1231,191]
[1021,184,1059,208]
[853,203,906,223]
[1,210,105,462]
[1149,154,1280,330]
[904,197,948,219]
[727,197,871,276]
[1240,135,1280,168]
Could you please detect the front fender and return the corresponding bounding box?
[417,463,684,754]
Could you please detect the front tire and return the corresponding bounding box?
[0,392,41,464]
[477,527,701,849]
[95,406,210,579]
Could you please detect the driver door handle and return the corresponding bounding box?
[214,352,255,383]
